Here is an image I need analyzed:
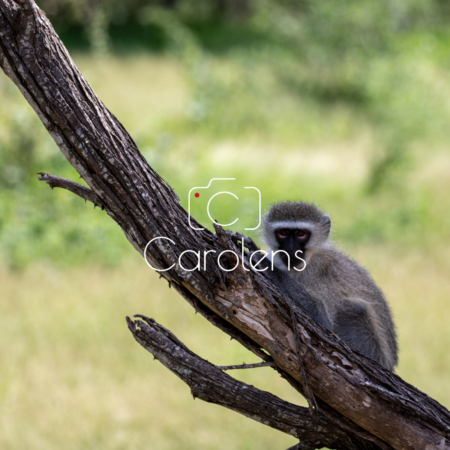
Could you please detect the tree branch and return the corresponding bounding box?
[216,361,275,370]
[127,314,380,450]
[37,172,103,208]
[1,0,450,448]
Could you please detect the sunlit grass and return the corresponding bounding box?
[1,47,450,449]
[0,260,302,450]
[0,244,449,449]
[73,54,188,138]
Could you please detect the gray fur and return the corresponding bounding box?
[258,201,398,371]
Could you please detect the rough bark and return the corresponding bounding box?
[127,315,375,450]
[0,0,449,449]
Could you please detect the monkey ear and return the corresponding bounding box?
[322,215,331,236]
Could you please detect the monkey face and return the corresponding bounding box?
[274,228,310,269]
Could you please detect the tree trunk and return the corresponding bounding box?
[0,0,449,449]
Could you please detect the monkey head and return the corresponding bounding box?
[262,201,331,271]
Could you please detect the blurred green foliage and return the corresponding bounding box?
[1,0,450,268]
[0,86,131,269]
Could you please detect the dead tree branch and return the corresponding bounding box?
[37,172,103,207]
[1,0,449,448]
[216,361,275,370]
[127,314,382,450]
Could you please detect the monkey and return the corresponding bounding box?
[231,201,398,371]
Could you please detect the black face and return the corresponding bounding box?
[275,228,311,269]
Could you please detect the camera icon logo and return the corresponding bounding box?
[188,178,261,231]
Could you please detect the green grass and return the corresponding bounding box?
[0,244,449,449]
[2,49,450,265]
[1,44,450,448]
[0,261,303,449]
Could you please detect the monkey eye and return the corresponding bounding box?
[277,229,289,239]
[295,230,310,241]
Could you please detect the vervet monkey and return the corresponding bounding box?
[233,201,398,371]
